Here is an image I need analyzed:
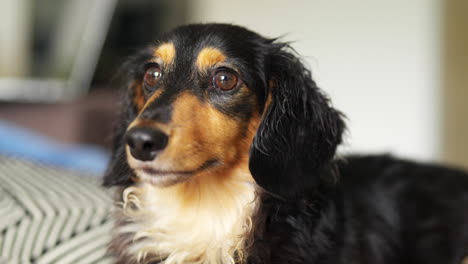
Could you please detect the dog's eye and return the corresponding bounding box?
[144,65,162,89]
[213,70,239,91]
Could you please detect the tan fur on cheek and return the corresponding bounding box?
[159,92,245,172]
[157,93,214,170]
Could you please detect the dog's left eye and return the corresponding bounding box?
[143,65,162,90]
[213,70,239,91]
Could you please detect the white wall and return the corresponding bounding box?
[187,0,442,161]
[0,0,31,77]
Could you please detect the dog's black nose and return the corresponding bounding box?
[125,127,168,161]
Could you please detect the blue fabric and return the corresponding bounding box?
[0,120,109,175]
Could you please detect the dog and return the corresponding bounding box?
[103,23,468,264]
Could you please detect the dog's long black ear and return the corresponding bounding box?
[102,84,139,187]
[102,52,150,187]
[249,43,345,199]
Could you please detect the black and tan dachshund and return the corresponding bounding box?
[103,24,468,264]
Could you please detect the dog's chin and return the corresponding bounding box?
[134,168,191,187]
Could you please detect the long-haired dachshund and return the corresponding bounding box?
[103,24,468,264]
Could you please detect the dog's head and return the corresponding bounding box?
[103,24,345,199]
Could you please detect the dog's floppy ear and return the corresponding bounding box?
[102,84,139,187]
[103,52,150,187]
[249,43,345,199]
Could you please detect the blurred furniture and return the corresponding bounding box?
[0,156,113,263]
[0,89,120,148]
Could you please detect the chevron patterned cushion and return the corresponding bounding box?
[0,156,113,264]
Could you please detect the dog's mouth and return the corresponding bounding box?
[141,168,191,176]
[132,159,219,185]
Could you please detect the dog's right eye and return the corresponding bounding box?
[143,65,162,91]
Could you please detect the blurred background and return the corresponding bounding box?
[0,0,467,175]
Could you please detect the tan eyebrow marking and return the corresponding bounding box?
[153,43,176,65]
[196,47,226,72]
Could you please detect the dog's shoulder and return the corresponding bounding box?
[327,155,468,262]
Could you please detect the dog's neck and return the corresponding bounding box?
[116,164,257,264]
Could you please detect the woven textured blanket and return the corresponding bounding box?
[0,156,113,264]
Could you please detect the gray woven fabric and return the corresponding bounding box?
[0,157,114,264]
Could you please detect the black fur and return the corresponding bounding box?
[247,155,468,264]
[249,41,345,199]
[104,23,468,263]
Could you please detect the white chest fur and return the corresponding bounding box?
[115,178,257,264]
